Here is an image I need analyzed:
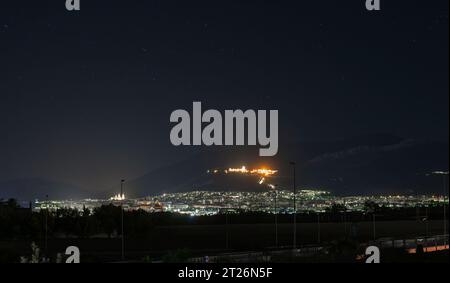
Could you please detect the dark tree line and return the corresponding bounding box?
[0,198,447,240]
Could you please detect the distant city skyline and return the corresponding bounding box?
[32,189,448,217]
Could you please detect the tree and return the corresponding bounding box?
[327,203,347,214]
[364,201,380,214]
[93,204,121,238]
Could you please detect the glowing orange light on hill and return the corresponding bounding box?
[250,168,278,177]
[227,166,278,177]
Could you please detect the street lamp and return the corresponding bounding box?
[273,184,279,248]
[121,179,125,260]
[289,161,297,250]
[317,212,321,244]
[372,214,376,241]
[45,194,49,255]
[441,172,448,237]
[431,171,449,237]
[225,210,229,250]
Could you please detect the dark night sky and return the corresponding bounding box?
[0,1,448,194]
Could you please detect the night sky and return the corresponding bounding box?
[0,1,448,195]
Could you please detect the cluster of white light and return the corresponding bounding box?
[110,194,125,201]
[432,171,449,175]
[228,166,249,174]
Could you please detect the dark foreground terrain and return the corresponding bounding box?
[1,220,448,263]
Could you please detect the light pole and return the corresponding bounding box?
[273,185,278,248]
[290,161,297,250]
[343,199,347,237]
[317,213,321,244]
[45,194,49,255]
[431,171,449,237]
[121,179,125,260]
[225,211,229,250]
[439,172,448,236]
[444,173,448,236]
[425,207,429,238]
[372,214,376,241]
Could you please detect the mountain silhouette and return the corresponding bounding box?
[0,178,88,201]
[127,134,449,197]
[2,134,447,201]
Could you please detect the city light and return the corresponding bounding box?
[110,194,126,201]
[34,190,447,217]
[227,166,278,177]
